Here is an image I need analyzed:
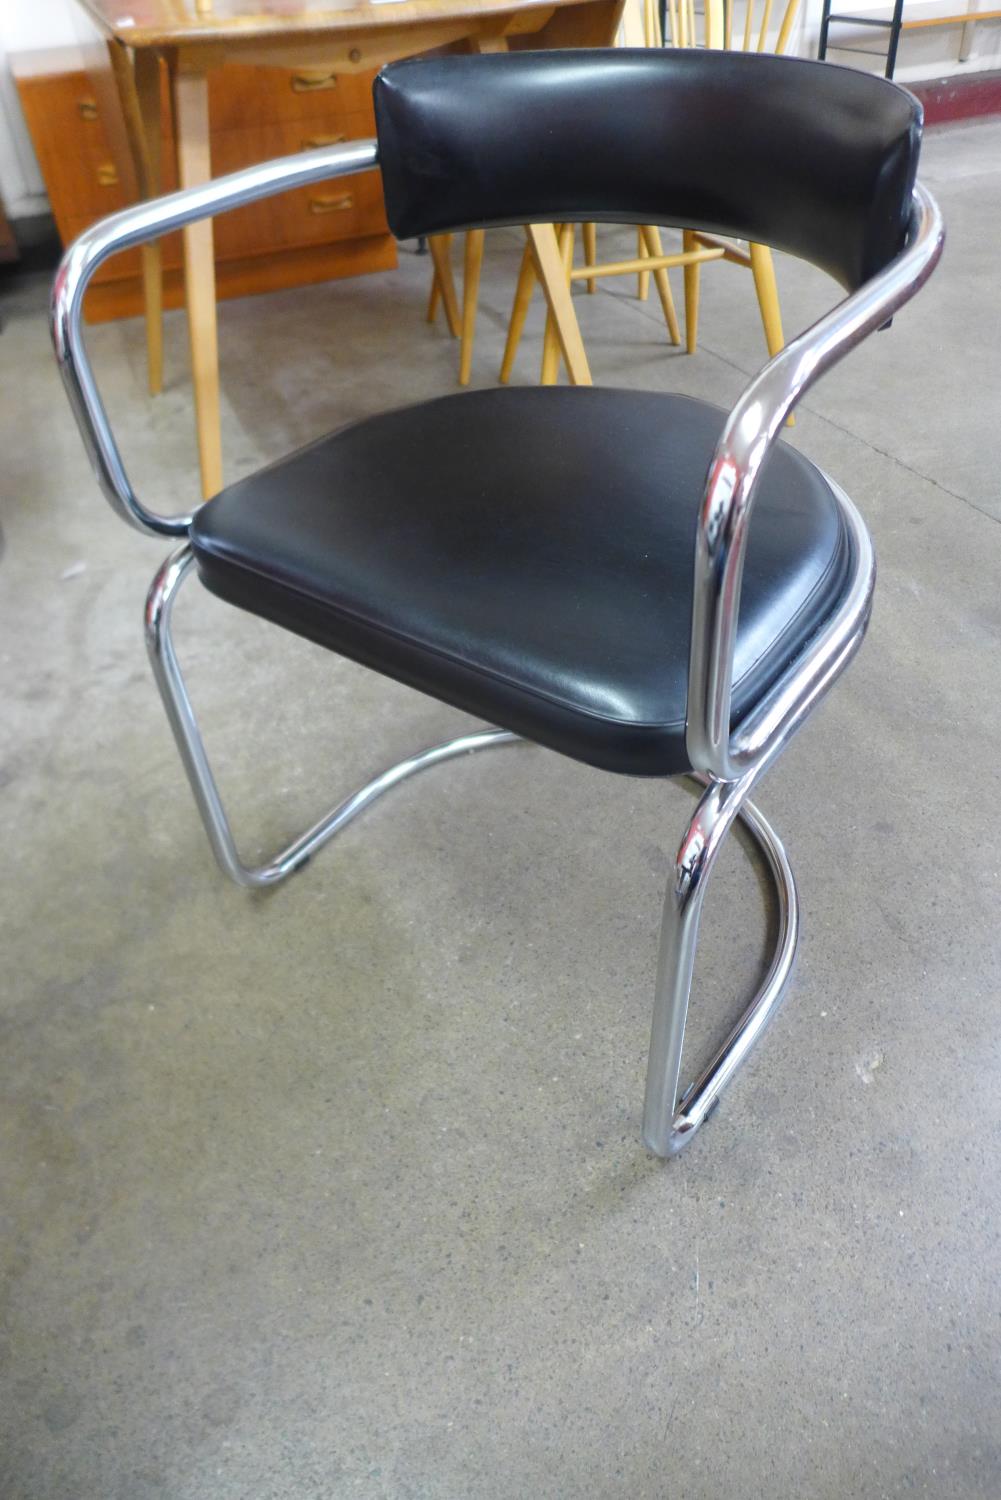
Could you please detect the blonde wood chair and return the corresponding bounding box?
[655,0,802,358]
[430,223,594,387]
[423,29,609,388]
[500,0,802,385]
[428,1,692,385]
[425,229,487,385]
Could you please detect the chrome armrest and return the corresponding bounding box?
[686,182,945,783]
[50,140,380,538]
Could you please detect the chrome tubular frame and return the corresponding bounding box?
[145,545,522,888]
[50,144,943,1158]
[50,139,380,535]
[635,186,943,1155]
[685,183,945,785]
[147,541,801,1151]
[643,478,873,1154]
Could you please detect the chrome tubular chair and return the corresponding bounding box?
[51,51,942,1157]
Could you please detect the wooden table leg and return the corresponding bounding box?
[106,40,164,396]
[134,50,164,395]
[172,59,223,500]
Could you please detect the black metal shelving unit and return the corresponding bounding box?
[818,0,908,77]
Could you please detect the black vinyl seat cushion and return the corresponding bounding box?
[190,388,852,777]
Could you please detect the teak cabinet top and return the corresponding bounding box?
[76,0,591,49]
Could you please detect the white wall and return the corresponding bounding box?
[709,0,1001,82]
[0,0,998,219]
[801,0,1001,85]
[0,0,89,216]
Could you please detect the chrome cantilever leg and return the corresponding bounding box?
[144,544,521,889]
[642,771,800,1156]
[146,543,800,1155]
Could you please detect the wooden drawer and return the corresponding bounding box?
[208,64,377,132]
[208,118,387,258]
[17,71,132,220]
[14,52,394,321]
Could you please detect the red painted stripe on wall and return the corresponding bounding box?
[913,71,1001,124]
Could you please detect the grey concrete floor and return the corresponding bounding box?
[1,118,1000,1500]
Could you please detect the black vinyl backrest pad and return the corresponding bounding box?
[374,50,922,291]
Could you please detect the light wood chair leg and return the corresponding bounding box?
[539,223,575,385]
[173,63,222,500]
[748,240,794,423]
[637,226,650,301]
[459,228,485,386]
[499,236,537,384]
[427,234,461,338]
[748,241,785,358]
[640,225,681,346]
[583,221,597,294]
[527,223,591,388]
[682,228,701,355]
[557,221,578,380]
[539,230,565,387]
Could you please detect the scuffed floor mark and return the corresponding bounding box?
[856,1048,885,1085]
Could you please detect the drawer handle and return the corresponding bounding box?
[96,162,119,187]
[291,70,338,93]
[301,132,347,150]
[78,98,98,120]
[309,193,354,215]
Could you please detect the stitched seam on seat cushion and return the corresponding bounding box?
[196,501,849,739]
[194,391,846,740]
[729,502,851,716]
[195,543,688,733]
